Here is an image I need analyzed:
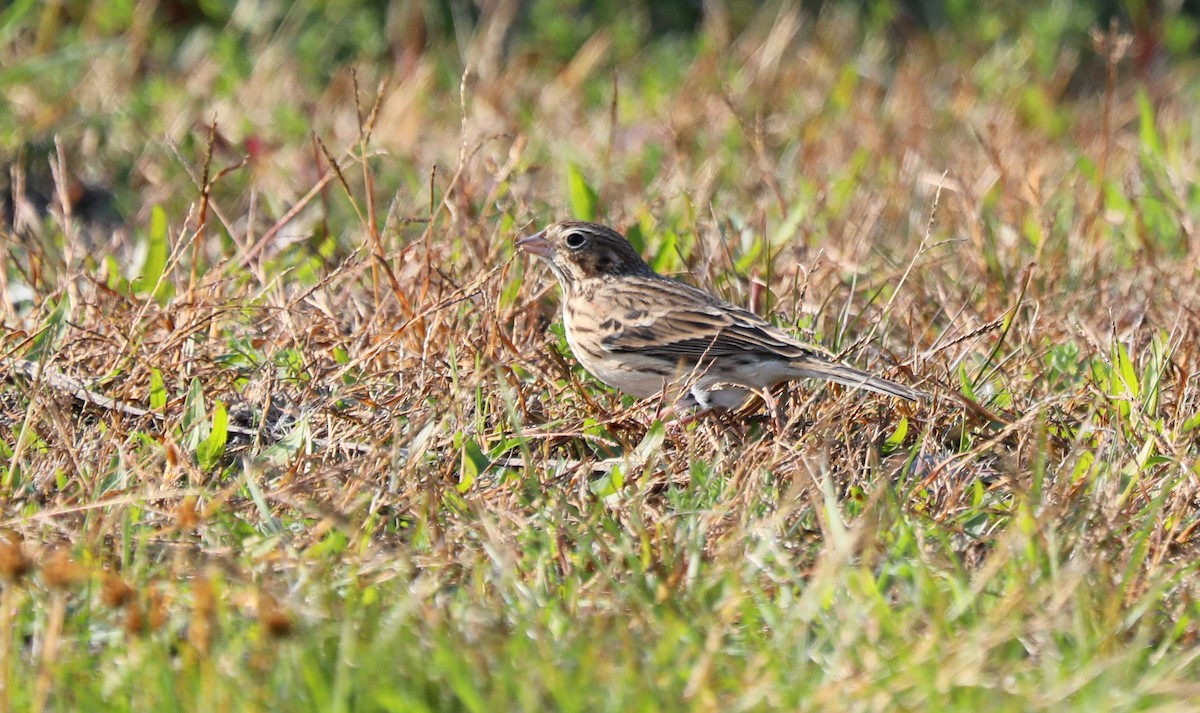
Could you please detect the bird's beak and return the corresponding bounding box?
[516,230,552,258]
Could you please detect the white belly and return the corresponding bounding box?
[563,309,671,398]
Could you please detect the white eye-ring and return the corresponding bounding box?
[565,232,587,250]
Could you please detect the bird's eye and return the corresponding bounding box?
[564,232,587,250]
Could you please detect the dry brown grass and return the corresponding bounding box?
[2,3,1200,708]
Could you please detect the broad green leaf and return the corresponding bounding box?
[819,473,850,552]
[133,205,170,299]
[591,463,625,498]
[1134,438,1156,472]
[828,147,869,215]
[1143,331,1170,413]
[1137,87,1165,158]
[770,202,807,247]
[1113,343,1139,399]
[958,362,977,401]
[459,438,489,492]
[306,529,350,560]
[182,378,208,452]
[499,272,523,308]
[105,255,127,292]
[198,399,228,470]
[649,230,678,273]
[566,163,598,221]
[634,420,666,461]
[883,416,908,455]
[1072,451,1096,482]
[261,414,312,465]
[733,237,764,274]
[148,368,167,411]
[625,221,645,254]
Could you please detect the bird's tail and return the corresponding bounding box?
[791,358,926,402]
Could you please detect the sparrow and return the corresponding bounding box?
[517,220,925,410]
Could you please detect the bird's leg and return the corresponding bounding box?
[649,389,707,441]
[774,383,796,428]
[664,388,713,430]
[673,406,715,427]
[653,400,676,422]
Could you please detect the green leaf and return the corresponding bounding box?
[582,418,623,459]
[1072,451,1096,482]
[625,221,645,253]
[828,148,869,215]
[133,205,170,299]
[262,415,312,465]
[1017,85,1067,137]
[277,348,309,382]
[243,466,281,534]
[770,203,807,248]
[27,296,69,361]
[649,230,679,274]
[1112,343,1139,399]
[198,400,228,471]
[181,378,208,453]
[566,163,598,221]
[634,420,666,461]
[105,255,127,293]
[458,438,489,492]
[1134,438,1156,472]
[732,236,764,274]
[958,362,977,401]
[148,368,167,411]
[590,463,625,498]
[0,0,37,47]
[828,63,860,113]
[306,529,350,560]
[883,416,908,455]
[1137,87,1165,159]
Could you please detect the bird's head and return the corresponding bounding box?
[517,221,651,290]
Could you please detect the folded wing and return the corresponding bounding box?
[598,278,826,363]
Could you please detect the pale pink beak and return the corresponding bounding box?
[516,230,552,258]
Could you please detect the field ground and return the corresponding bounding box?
[3,1,1200,710]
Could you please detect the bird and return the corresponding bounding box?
[517,220,925,410]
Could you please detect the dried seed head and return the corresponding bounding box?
[1090,20,1133,64]
[0,532,33,584]
[175,497,200,530]
[100,574,134,609]
[124,599,144,637]
[148,584,170,632]
[192,576,215,618]
[41,550,85,590]
[258,592,294,640]
[188,575,216,656]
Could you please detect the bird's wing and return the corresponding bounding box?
[598,279,827,363]
[589,276,926,401]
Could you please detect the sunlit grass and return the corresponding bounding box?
[3,2,1200,710]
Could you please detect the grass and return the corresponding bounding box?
[3,1,1200,710]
